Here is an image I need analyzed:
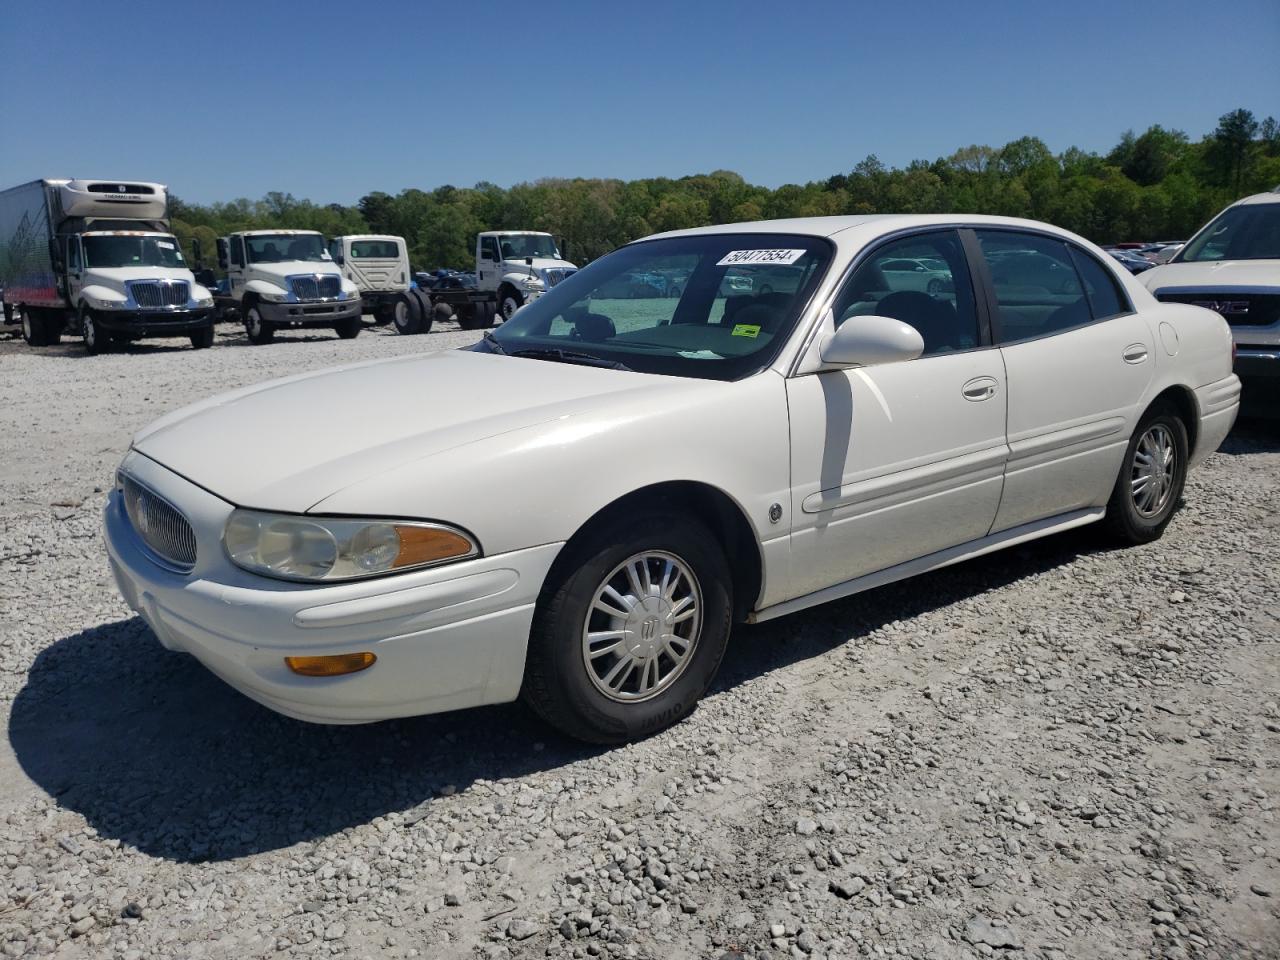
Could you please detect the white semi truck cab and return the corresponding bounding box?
[0,178,216,353]
[476,231,577,321]
[329,234,410,326]
[215,229,363,345]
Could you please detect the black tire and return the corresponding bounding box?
[927,279,943,295]
[81,308,111,355]
[373,303,394,326]
[2,301,12,325]
[189,325,215,349]
[521,511,733,744]
[20,308,46,346]
[410,289,435,334]
[433,301,454,324]
[758,284,774,296]
[244,302,275,345]
[1103,406,1189,544]
[499,287,524,322]
[392,291,422,335]
[334,317,361,340]
[668,285,683,299]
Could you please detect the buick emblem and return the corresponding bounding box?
[640,617,659,642]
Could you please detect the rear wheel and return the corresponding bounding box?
[244,303,275,345]
[334,317,361,339]
[459,300,496,330]
[373,303,394,326]
[189,325,215,349]
[392,292,422,335]
[521,512,732,744]
[1104,407,1189,544]
[20,308,44,346]
[410,289,435,334]
[81,308,111,355]
[433,301,454,324]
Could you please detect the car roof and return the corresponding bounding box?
[1232,190,1280,207]
[645,213,1089,242]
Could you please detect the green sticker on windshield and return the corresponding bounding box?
[731,323,761,338]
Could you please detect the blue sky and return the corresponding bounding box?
[1,0,1276,205]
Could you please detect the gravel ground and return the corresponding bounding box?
[1,319,1278,960]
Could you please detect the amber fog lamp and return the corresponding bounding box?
[285,652,377,677]
[393,525,474,568]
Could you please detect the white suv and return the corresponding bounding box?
[1141,189,1280,415]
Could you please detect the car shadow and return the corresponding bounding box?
[7,525,1106,863]
[1219,417,1280,455]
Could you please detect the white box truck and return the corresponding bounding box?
[0,179,216,353]
[212,230,363,345]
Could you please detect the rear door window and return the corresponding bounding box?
[975,231,1089,342]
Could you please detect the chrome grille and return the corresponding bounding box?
[119,473,196,571]
[288,274,341,301]
[542,268,575,288]
[130,280,189,308]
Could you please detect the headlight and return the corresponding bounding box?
[86,294,126,310]
[520,276,545,291]
[344,288,361,301]
[195,296,215,308]
[223,510,479,582]
[260,289,291,303]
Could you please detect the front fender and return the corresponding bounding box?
[244,279,290,299]
[79,284,128,309]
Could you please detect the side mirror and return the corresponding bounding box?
[216,237,229,271]
[525,257,533,266]
[332,249,344,265]
[191,237,203,267]
[820,314,923,367]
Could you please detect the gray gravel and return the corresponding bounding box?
[1,319,1278,959]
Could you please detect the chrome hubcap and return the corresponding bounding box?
[248,310,261,336]
[581,551,702,703]
[83,315,94,346]
[1131,423,1176,517]
[394,301,409,325]
[502,297,519,320]
[21,312,32,341]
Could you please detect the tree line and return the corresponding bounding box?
[170,108,1280,274]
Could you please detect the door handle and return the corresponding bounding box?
[962,376,999,401]
[1123,343,1149,364]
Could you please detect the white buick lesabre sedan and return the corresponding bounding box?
[105,215,1240,743]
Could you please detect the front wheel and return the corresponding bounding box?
[81,309,111,355]
[190,325,215,349]
[334,317,361,339]
[392,291,422,335]
[521,512,732,744]
[244,303,275,345]
[500,288,524,322]
[1104,408,1188,544]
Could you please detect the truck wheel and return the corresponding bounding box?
[410,289,435,334]
[335,318,361,339]
[20,308,44,346]
[81,308,111,355]
[2,301,12,325]
[499,288,524,322]
[244,304,275,345]
[374,303,394,326]
[190,326,215,349]
[477,300,497,328]
[392,292,422,335]
[433,302,454,324]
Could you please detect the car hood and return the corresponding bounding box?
[131,349,697,512]
[1142,259,1280,293]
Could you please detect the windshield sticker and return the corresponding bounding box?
[731,323,761,338]
[716,248,806,267]
[156,240,175,249]
[677,349,723,360]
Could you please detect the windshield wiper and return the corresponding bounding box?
[510,347,633,371]
[482,331,507,354]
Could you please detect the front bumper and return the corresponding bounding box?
[257,298,363,326]
[103,451,562,724]
[97,307,214,337]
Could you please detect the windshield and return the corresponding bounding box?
[350,239,401,258]
[484,233,833,380]
[83,235,186,269]
[246,234,329,264]
[497,234,562,260]
[1178,203,1280,262]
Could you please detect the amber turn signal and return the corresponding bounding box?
[285,652,377,677]
[393,525,475,568]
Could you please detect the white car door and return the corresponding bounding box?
[785,229,1010,599]
[973,229,1155,533]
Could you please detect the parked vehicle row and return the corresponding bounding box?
[104,212,1239,743]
